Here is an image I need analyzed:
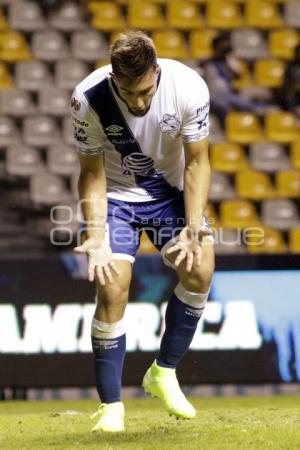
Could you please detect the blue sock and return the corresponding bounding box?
[157,283,208,369]
[91,318,126,404]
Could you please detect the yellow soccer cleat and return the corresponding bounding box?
[91,401,125,432]
[142,360,196,419]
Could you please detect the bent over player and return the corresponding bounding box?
[71,31,214,432]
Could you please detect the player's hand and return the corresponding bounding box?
[74,236,120,284]
[166,224,212,272]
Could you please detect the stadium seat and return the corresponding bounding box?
[220,199,259,228]
[232,61,254,89]
[254,59,286,88]
[71,31,108,62]
[0,117,20,146]
[291,141,300,170]
[55,60,89,90]
[226,112,264,144]
[49,1,87,31]
[190,30,216,59]
[206,1,243,29]
[39,88,70,117]
[236,171,275,200]
[91,2,125,31]
[269,29,299,60]
[276,170,300,198]
[289,228,300,253]
[167,1,202,30]
[214,229,247,255]
[245,1,283,29]
[265,112,300,143]
[9,0,46,31]
[152,30,189,59]
[15,61,52,92]
[6,146,44,177]
[209,114,225,143]
[284,1,300,28]
[30,172,70,206]
[138,231,158,254]
[32,31,70,62]
[204,203,219,229]
[0,62,13,89]
[0,31,31,62]
[231,29,269,61]
[128,1,165,30]
[209,172,236,201]
[62,117,74,146]
[261,199,300,230]
[0,89,36,117]
[247,227,287,254]
[23,116,60,147]
[48,144,79,176]
[249,142,290,172]
[210,143,249,173]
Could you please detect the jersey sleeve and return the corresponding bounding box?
[180,73,210,144]
[71,89,105,156]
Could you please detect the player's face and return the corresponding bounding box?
[112,67,160,117]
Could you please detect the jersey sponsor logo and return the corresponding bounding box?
[105,124,124,136]
[197,112,209,130]
[74,126,88,144]
[71,97,81,111]
[196,102,209,116]
[159,113,180,135]
[73,117,90,127]
[122,153,155,176]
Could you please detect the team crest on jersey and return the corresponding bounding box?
[122,153,155,176]
[159,113,180,136]
[105,124,124,136]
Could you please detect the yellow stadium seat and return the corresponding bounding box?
[269,29,299,60]
[205,203,219,228]
[128,1,166,30]
[265,112,300,143]
[0,62,13,89]
[153,30,189,59]
[190,30,217,59]
[95,59,110,69]
[276,170,300,198]
[232,61,254,89]
[226,112,264,144]
[220,200,259,229]
[289,228,300,253]
[245,1,283,29]
[90,2,125,31]
[236,171,275,200]
[254,59,286,88]
[0,32,31,62]
[138,231,158,254]
[167,1,203,30]
[206,1,243,29]
[247,227,286,254]
[210,143,249,173]
[291,141,300,170]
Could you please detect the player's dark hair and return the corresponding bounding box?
[110,31,158,80]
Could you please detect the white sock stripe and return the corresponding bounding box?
[174,282,210,308]
[91,317,126,339]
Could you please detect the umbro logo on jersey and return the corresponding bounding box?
[106,125,124,136]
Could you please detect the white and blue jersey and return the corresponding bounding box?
[72,59,211,263]
[71,58,209,203]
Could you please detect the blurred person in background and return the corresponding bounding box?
[281,44,300,118]
[71,31,214,432]
[203,34,263,126]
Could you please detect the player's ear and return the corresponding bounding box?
[110,72,117,83]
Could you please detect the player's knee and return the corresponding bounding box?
[181,265,213,293]
[97,283,129,306]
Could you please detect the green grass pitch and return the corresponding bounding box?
[0,396,300,449]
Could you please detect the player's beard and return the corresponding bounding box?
[127,102,151,117]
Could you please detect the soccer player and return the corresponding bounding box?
[72,31,214,432]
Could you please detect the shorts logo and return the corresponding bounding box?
[106,125,124,136]
[122,152,155,176]
[159,113,180,135]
